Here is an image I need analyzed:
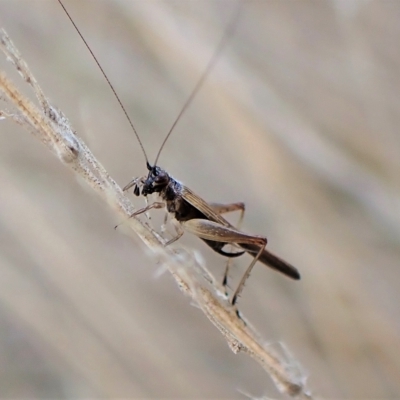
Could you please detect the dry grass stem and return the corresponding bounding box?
[0,29,311,398]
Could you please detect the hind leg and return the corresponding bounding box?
[209,202,245,290]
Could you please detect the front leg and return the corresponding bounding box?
[132,201,184,246]
[114,201,165,230]
[123,176,145,193]
[132,201,165,217]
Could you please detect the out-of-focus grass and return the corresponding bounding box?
[0,0,399,398]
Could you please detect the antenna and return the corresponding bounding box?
[153,3,242,167]
[57,0,149,164]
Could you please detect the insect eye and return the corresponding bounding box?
[153,175,168,187]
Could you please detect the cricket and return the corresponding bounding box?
[58,0,300,305]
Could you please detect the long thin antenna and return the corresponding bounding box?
[57,0,149,163]
[153,3,242,167]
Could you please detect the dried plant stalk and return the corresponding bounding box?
[0,29,311,399]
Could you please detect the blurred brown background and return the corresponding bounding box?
[1,0,400,398]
